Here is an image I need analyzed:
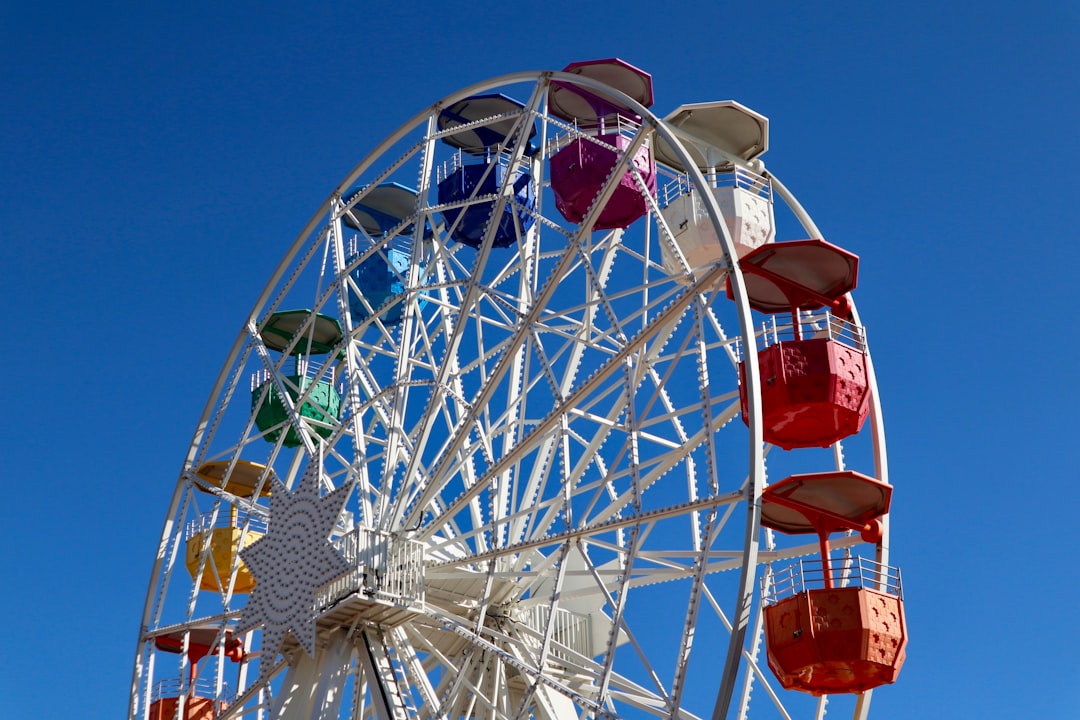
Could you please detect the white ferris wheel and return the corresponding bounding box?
[129,60,906,720]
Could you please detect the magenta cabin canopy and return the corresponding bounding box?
[548,58,654,126]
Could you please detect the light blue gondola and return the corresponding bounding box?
[342,183,429,326]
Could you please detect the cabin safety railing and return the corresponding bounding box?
[659,166,773,208]
[545,113,647,156]
[184,509,267,540]
[346,234,414,263]
[250,359,340,392]
[733,309,867,360]
[436,145,530,185]
[763,557,903,605]
[150,677,234,703]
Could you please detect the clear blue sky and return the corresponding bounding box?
[2,1,1077,717]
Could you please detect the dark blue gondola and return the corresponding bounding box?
[436,94,538,248]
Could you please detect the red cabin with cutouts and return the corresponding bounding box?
[733,239,870,449]
[148,626,244,719]
[760,471,907,695]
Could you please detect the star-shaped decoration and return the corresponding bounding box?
[236,454,352,680]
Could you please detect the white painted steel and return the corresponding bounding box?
[129,70,890,720]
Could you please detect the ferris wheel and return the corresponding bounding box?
[129,60,906,720]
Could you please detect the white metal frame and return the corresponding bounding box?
[129,70,890,720]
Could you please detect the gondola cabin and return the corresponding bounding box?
[654,101,773,279]
[183,460,272,593]
[733,240,870,449]
[148,625,243,719]
[760,471,907,695]
[341,183,429,325]
[547,59,657,230]
[147,695,218,720]
[436,94,538,248]
[348,244,414,325]
[251,310,342,448]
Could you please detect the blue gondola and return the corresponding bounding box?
[341,183,429,325]
[436,94,537,248]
